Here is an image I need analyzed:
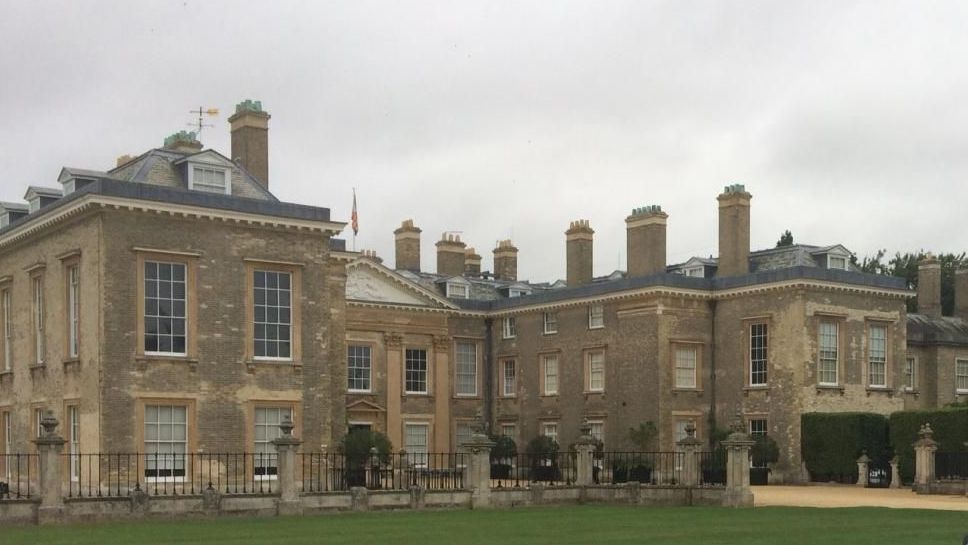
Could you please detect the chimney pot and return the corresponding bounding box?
[464,247,482,276]
[163,130,203,154]
[394,219,422,272]
[436,233,467,277]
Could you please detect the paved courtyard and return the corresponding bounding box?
[754,485,968,511]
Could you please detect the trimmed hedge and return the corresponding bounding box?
[801,412,890,483]
[889,407,968,483]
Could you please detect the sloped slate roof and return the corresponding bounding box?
[907,314,968,347]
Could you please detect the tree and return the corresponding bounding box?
[776,230,794,247]
[851,250,967,314]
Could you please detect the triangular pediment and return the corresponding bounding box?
[346,399,386,413]
[346,258,457,309]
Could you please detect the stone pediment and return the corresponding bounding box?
[346,258,456,309]
[346,399,386,413]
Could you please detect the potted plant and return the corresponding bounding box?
[750,435,779,485]
[489,435,517,479]
[613,422,658,483]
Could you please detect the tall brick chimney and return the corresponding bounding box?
[917,254,942,318]
[464,248,482,277]
[956,268,968,321]
[626,205,667,277]
[394,219,422,272]
[717,184,752,277]
[493,240,519,281]
[360,249,383,264]
[228,99,270,189]
[566,220,594,286]
[436,233,466,277]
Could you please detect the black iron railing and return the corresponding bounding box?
[489,452,578,488]
[594,452,680,485]
[0,454,36,500]
[301,452,466,492]
[936,451,968,481]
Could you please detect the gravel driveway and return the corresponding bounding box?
[754,485,968,511]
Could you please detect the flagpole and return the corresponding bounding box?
[351,187,358,252]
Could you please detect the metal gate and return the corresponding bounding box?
[866,458,892,488]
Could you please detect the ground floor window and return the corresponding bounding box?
[748,418,768,468]
[405,423,429,467]
[144,405,187,481]
[254,407,292,479]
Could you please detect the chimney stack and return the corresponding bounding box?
[955,268,968,320]
[917,254,942,318]
[163,131,203,154]
[228,99,271,189]
[464,248,482,277]
[626,205,668,277]
[717,184,752,277]
[436,233,466,277]
[394,219,422,272]
[116,154,135,167]
[566,220,594,286]
[360,249,383,265]
[493,240,519,281]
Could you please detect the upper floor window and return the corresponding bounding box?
[683,267,704,278]
[455,341,478,396]
[446,282,468,299]
[586,350,605,392]
[1,288,10,372]
[31,274,45,364]
[144,261,187,356]
[188,165,231,195]
[543,312,558,334]
[253,270,292,360]
[542,354,559,396]
[405,348,428,394]
[67,264,80,359]
[347,345,371,392]
[502,359,516,397]
[868,325,887,388]
[903,356,917,392]
[956,358,968,394]
[508,288,530,298]
[502,317,516,339]
[749,323,768,386]
[674,345,697,389]
[818,321,839,386]
[588,304,604,329]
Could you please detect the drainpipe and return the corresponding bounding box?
[483,318,494,433]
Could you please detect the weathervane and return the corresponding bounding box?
[187,106,220,137]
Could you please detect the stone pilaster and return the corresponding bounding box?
[889,456,901,489]
[463,416,495,509]
[721,417,755,507]
[856,451,870,487]
[913,423,938,492]
[574,421,597,487]
[271,415,303,516]
[676,423,702,488]
[32,411,67,525]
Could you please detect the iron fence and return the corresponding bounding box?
[63,453,280,497]
[301,452,466,492]
[489,452,578,488]
[593,452,681,485]
[935,451,968,481]
[0,454,37,500]
[699,450,727,485]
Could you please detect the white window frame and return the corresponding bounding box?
[502,317,516,339]
[508,288,530,298]
[446,282,468,299]
[1,289,10,372]
[827,255,848,271]
[587,420,605,443]
[68,264,80,359]
[187,164,231,195]
[69,405,80,482]
[541,422,559,444]
[35,408,44,438]
[683,266,704,278]
[500,423,516,440]
[253,270,293,361]
[586,350,605,392]
[674,345,698,389]
[455,341,478,396]
[903,356,917,392]
[818,321,839,386]
[543,312,558,335]
[868,324,887,388]
[455,422,473,453]
[144,261,188,357]
[502,359,516,397]
[588,304,604,329]
[347,344,372,393]
[2,411,10,480]
[405,348,428,394]
[143,405,188,483]
[254,406,293,481]
[32,276,45,364]
[542,354,559,396]
[956,358,968,394]
[404,423,429,467]
[749,323,768,386]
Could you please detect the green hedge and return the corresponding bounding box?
[889,407,968,483]
[801,412,890,483]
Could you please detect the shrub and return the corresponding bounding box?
[751,435,780,467]
[526,436,560,481]
[340,429,393,467]
[490,435,518,461]
[889,407,968,483]
[801,412,890,483]
[627,422,658,451]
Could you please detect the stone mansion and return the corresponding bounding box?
[0,100,965,483]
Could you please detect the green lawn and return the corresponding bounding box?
[4,505,967,545]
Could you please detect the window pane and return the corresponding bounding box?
[254,271,293,359]
[455,342,477,395]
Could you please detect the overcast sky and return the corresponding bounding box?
[1,1,966,281]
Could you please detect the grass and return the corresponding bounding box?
[4,505,967,545]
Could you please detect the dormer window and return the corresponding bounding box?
[508,289,528,298]
[446,282,468,299]
[683,266,704,278]
[189,165,231,195]
[827,255,848,271]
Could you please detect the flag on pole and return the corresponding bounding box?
[351,189,359,236]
